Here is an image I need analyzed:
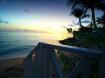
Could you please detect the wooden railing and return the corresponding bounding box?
[23,42,105,78]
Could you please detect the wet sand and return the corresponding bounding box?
[0,58,24,78]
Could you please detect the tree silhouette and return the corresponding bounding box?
[71,8,89,28]
[68,0,104,28]
[96,3,105,28]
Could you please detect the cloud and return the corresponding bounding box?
[72,20,90,26]
[24,9,30,13]
[0,18,9,24]
[81,21,90,23]
[73,21,79,25]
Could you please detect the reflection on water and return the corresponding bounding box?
[0,31,72,60]
[37,32,72,44]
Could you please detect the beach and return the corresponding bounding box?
[0,58,24,78]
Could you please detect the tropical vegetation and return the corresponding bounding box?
[68,0,105,28]
[60,0,105,49]
[59,1,105,77]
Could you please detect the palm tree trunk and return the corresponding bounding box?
[91,7,96,28]
[79,17,82,28]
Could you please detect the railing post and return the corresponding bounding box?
[23,44,40,78]
[32,44,49,78]
[23,56,33,78]
[99,46,105,78]
[49,49,63,78]
[81,58,90,78]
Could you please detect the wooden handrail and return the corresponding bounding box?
[39,42,101,59]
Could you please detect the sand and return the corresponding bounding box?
[0,58,25,78]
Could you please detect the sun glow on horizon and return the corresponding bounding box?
[4,17,71,33]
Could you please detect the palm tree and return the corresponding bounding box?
[71,8,89,28]
[68,0,103,28]
[96,3,105,28]
[96,14,105,28]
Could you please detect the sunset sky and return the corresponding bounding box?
[0,0,75,33]
[0,0,104,33]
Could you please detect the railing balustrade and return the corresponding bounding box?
[23,42,105,78]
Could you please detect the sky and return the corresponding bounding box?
[0,0,104,33]
[0,0,75,33]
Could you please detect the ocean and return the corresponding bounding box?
[0,31,71,60]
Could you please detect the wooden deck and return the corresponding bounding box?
[23,42,105,78]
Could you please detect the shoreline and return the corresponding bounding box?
[0,52,29,61]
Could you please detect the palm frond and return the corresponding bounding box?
[71,1,80,9]
[81,14,90,19]
[71,8,84,18]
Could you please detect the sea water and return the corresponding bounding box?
[0,31,71,60]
